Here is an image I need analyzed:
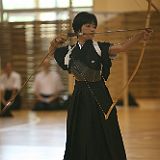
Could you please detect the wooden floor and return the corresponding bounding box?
[0,100,160,160]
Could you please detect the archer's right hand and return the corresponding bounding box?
[48,35,67,54]
[51,34,67,46]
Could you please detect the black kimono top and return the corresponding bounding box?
[54,40,112,82]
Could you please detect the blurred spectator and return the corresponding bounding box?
[116,92,139,107]
[0,62,22,117]
[32,59,67,111]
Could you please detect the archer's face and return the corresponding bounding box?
[80,23,96,40]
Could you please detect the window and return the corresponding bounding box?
[39,0,69,8]
[72,0,93,7]
[2,0,93,22]
[39,11,69,21]
[8,13,35,22]
[3,0,36,9]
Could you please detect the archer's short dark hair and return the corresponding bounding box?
[72,12,97,33]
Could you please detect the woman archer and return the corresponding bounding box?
[49,12,152,160]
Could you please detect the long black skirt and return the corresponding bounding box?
[63,80,127,160]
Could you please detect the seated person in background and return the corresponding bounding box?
[116,92,139,107]
[32,58,65,111]
[0,62,22,117]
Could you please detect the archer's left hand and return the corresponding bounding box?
[143,28,153,41]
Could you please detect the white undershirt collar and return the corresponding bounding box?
[78,42,83,50]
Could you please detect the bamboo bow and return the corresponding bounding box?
[105,0,152,120]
